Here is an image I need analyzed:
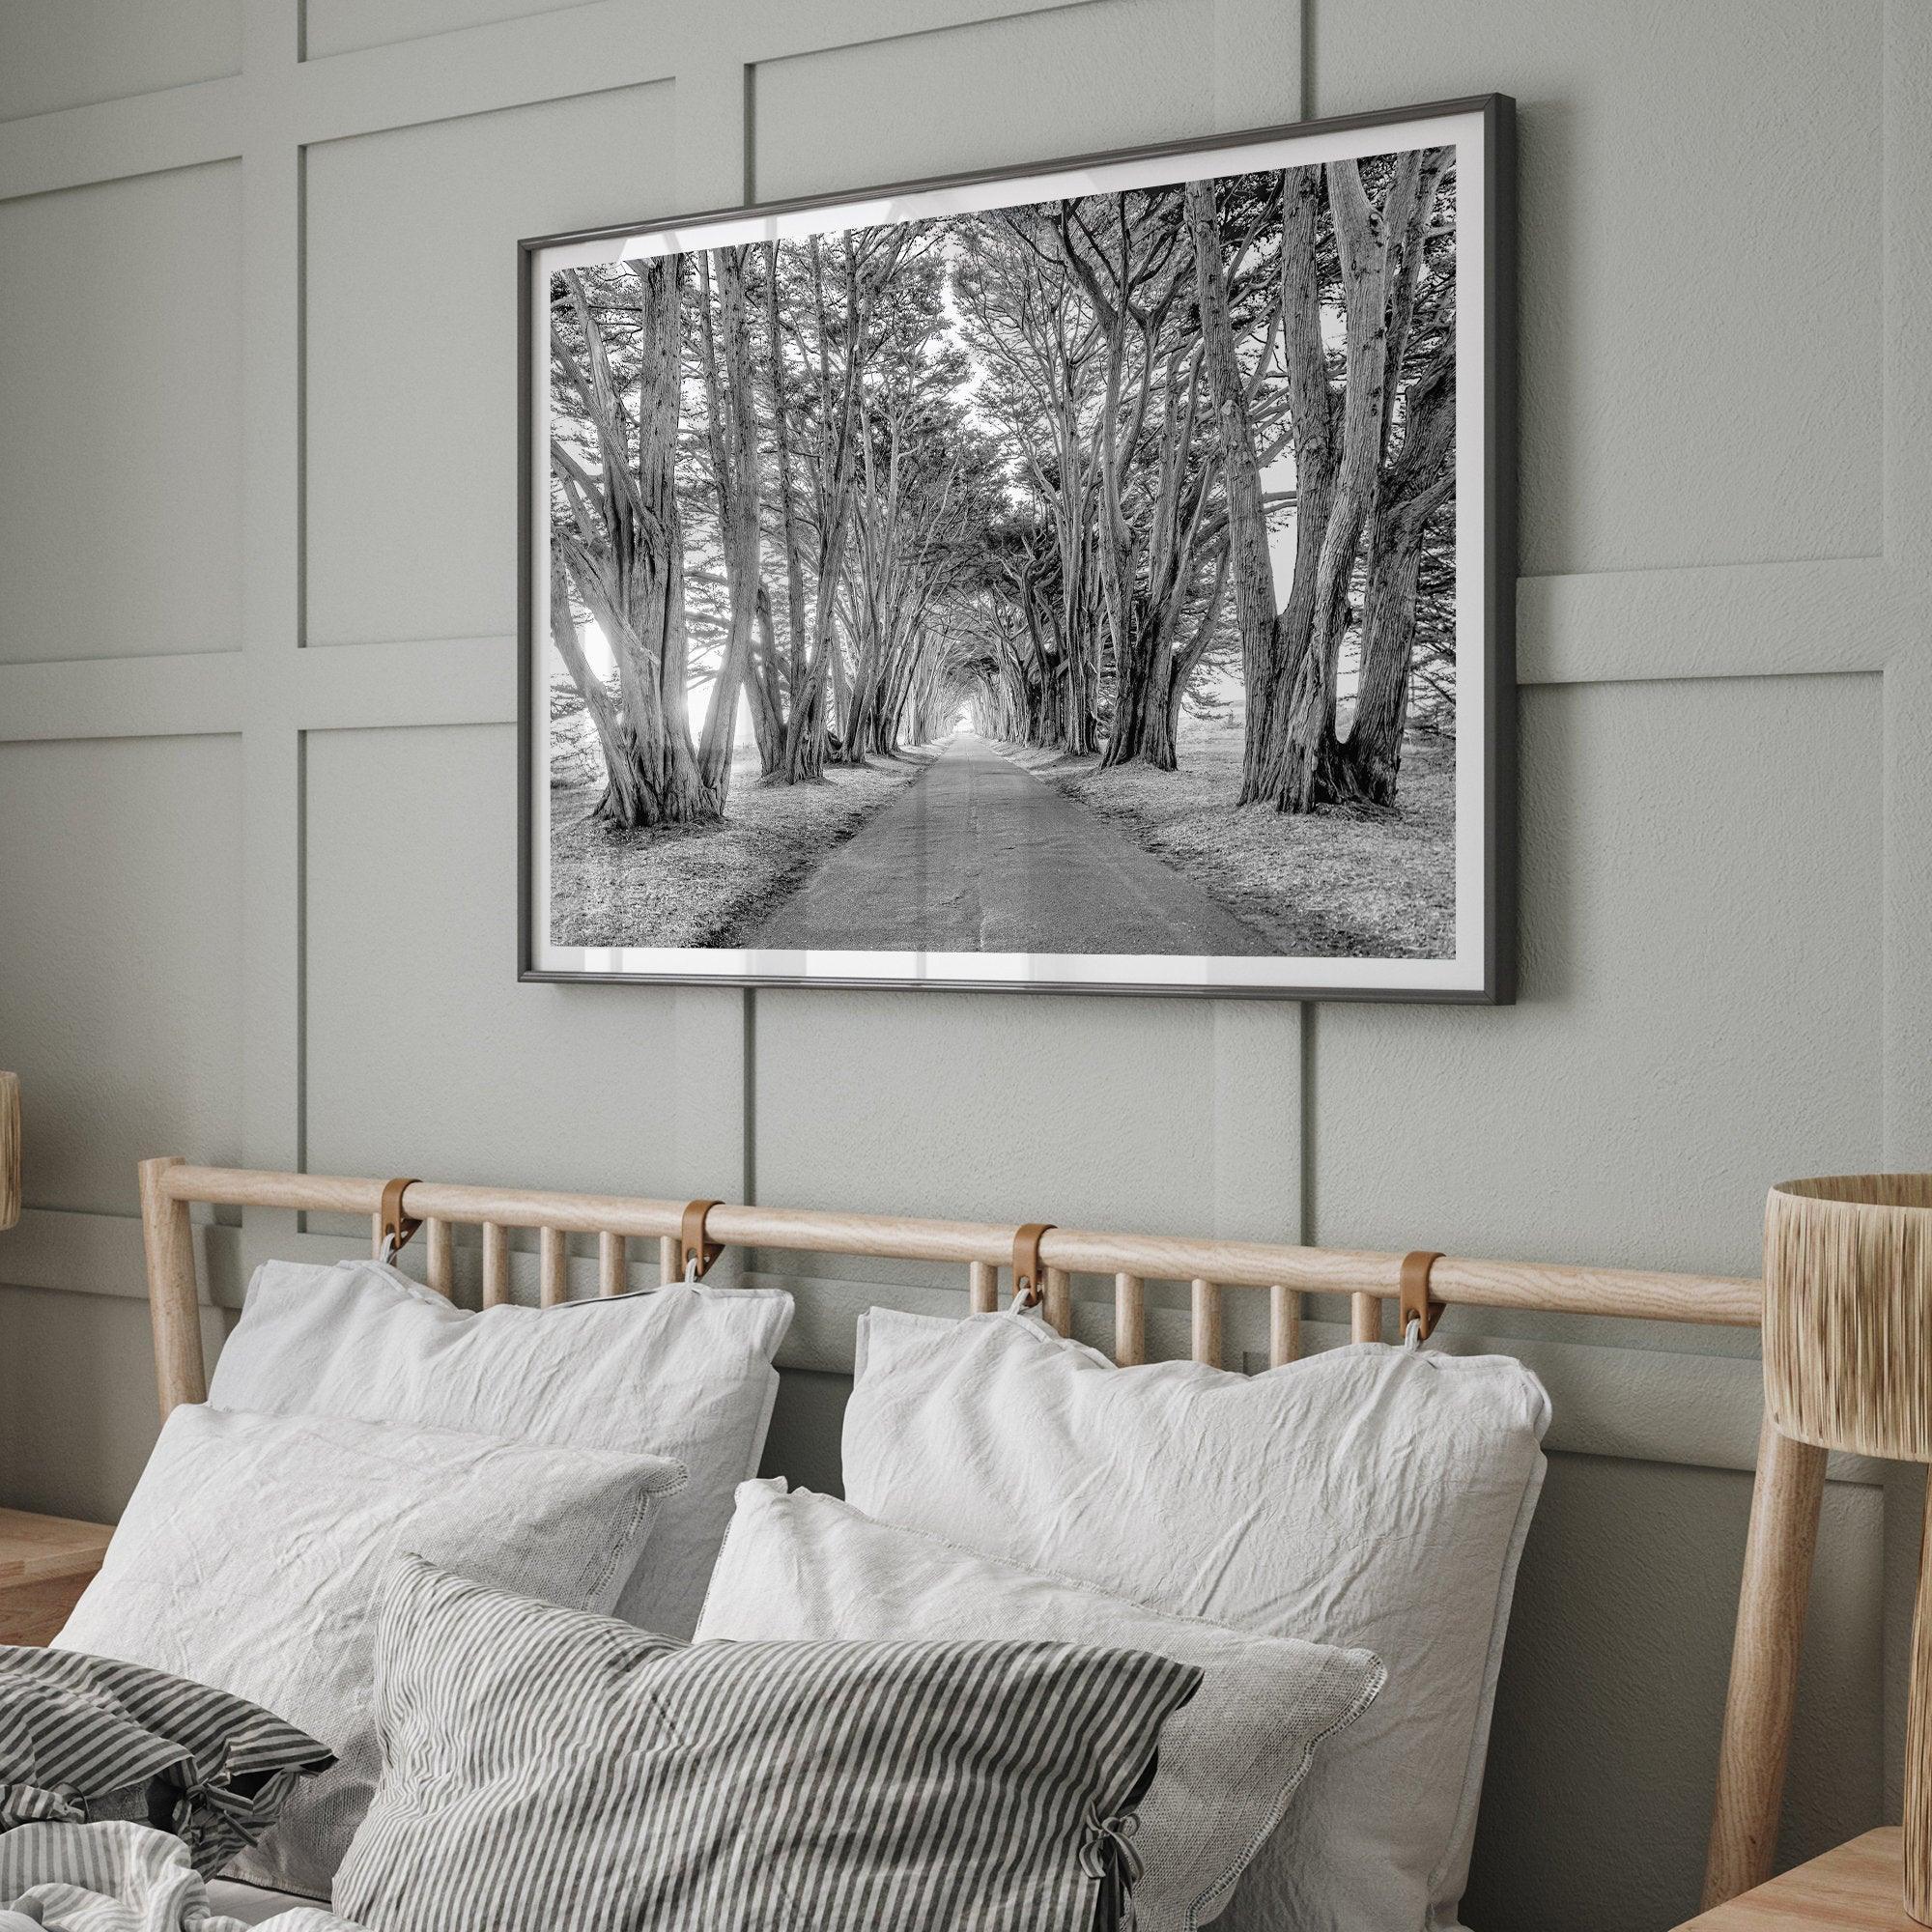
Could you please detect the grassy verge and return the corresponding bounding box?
[549,746,935,950]
[1009,724,1456,959]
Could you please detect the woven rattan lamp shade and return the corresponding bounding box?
[1762,1174,1932,1922]
[0,1074,17,1232]
[1764,1175,1932,1459]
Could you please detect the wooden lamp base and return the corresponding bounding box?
[1905,1482,1932,1924]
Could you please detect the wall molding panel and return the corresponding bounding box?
[0,654,244,743]
[0,76,242,202]
[1518,558,1908,687]
[1,1,1924,1921]
[0,561,1902,761]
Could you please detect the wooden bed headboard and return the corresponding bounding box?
[136,1153,1815,1912]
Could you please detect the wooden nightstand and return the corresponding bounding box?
[1675,1830,1915,1929]
[0,1507,112,1646]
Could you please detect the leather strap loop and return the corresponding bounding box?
[1399,1249,1444,1343]
[1011,1223,1054,1311]
[681,1199,724,1280]
[379,1178,422,1260]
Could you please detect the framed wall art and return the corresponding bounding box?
[520,94,1514,999]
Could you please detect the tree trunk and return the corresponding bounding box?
[764,242,811,773]
[696,248,766,806]
[550,259,713,829]
[630,257,714,824]
[1052,409,1098,756]
[1265,153,1436,813]
[781,240,866,782]
[745,582,785,774]
[1331,357,1456,805]
[1184,180,1284,795]
[547,550,642,823]
[837,410,894,767]
[1337,516,1425,805]
[1161,544,1230,765]
[1253,166,1343,805]
[1100,614,1180,771]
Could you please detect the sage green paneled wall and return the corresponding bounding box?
[2,5,1926,1927]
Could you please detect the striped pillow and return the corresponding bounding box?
[0,1647,333,1877]
[336,1555,1202,1932]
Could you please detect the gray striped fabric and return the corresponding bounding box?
[0,1821,364,1930]
[336,1555,1202,1932]
[0,1647,333,1877]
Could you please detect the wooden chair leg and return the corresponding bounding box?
[1703,1416,1829,1907]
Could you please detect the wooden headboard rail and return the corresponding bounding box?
[133,1153,1812,1909]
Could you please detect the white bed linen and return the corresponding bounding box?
[842,1308,1552,1932]
[56,1406,681,1902]
[204,1880,330,1927]
[0,1824,359,1931]
[696,1478,1384,1932]
[209,1258,793,1640]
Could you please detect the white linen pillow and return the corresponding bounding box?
[695,1478,1385,1932]
[55,1405,682,1903]
[841,1309,1550,1932]
[207,1256,792,1639]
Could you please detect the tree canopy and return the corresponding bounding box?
[547,147,1458,830]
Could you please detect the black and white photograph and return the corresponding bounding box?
[522,99,1510,996]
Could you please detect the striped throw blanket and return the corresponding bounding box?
[0,1648,332,1881]
[0,1822,362,1931]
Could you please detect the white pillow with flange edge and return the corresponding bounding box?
[207,1254,792,1639]
[696,1476,1386,1932]
[840,1307,1550,1932]
[55,1403,682,1902]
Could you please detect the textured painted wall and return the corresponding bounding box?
[1,3,1926,1925]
